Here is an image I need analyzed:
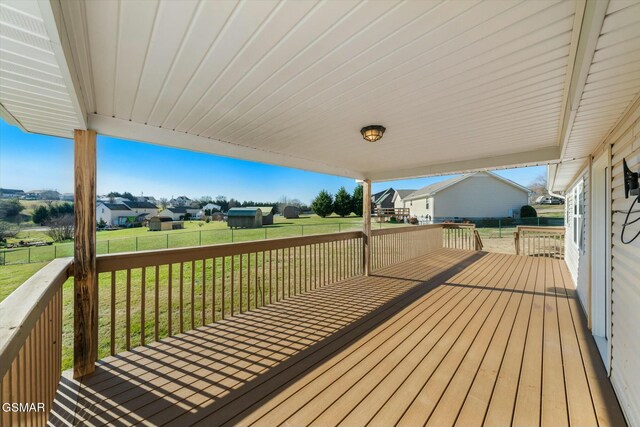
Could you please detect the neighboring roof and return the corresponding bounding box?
[149,216,173,222]
[98,203,131,211]
[256,206,274,215]
[404,171,530,201]
[372,188,396,208]
[123,201,157,209]
[163,207,198,213]
[392,189,417,202]
[0,188,24,194]
[228,208,261,217]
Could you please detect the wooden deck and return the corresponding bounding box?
[49,249,626,426]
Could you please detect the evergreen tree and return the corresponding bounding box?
[352,185,363,216]
[311,190,333,218]
[32,205,50,225]
[333,187,352,217]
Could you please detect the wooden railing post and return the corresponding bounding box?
[362,179,371,276]
[73,129,98,378]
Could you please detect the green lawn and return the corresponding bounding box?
[1,214,397,371]
[0,262,48,301]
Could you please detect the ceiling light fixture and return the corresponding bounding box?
[360,125,386,142]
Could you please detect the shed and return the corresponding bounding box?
[282,205,300,219]
[148,216,183,231]
[256,206,275,225]
[227,208,262,228]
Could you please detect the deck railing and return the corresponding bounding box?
[442,224,483,250]
[514,226,565,259]
[0,223,485,424]
[0,258,72,427]
[370,225,443,271]
[96,231,364,354]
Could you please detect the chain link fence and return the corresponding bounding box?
[0,222,371,266]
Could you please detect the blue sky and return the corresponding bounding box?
[0,119,545,203]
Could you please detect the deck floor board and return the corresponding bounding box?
[49,249,626,427]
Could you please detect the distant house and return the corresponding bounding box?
[227,208,262,228]
[256,206,275,225]
[392,190,417,211]
[159,206,200,220]
[169,196,199,208]
[24,190,60,200]
[0,188,25,199]
[282,205,300,219]
[137,195,158,206]
[97,196,130,204]
[121,200,157,217]
[371,188,395,210]
[97,202,133,226]
[59,193,74,202]
[196,202,222,219]
[400,171,530,221]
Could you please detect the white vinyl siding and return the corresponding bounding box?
[609,100,640,427]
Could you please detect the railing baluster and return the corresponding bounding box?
[179,263,184,333]
[154,265,159,342]
[221,257,226,319]
[246,252,251,311]
[202,259,206,326]
[125,269,131,350]
[212,258,217,322]
[110,272,116,355]
[168,263,173,336]
[231,255,235,316]
[269,250,273,304]
[141,267,146,346]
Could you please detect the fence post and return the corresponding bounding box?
[301,225,304,236]
[54,245,57,259]
[537,217,540,226]
[199,230,202,246]
[499,219,502,238]
[231,228,234,242]
[136,236,138,251]
[264,228,267,240]
[107,239,110,253]
[338,223,341,232]
[28,247,31,264]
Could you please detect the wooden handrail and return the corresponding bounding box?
[371,224,442,236]
[0,258,72,426]
[97,231,362,272]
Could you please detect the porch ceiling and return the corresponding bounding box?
[1,0,639,181]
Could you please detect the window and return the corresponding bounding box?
[425,200,430,209]
[571,180,585,251]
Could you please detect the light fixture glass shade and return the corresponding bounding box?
[360,125,386,142]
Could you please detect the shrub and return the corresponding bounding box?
[311,190,333,218]
[520,205,537,218]
[333,187,352,217]
[46,214,74,242]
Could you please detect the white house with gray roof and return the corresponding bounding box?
[396,171,530,221]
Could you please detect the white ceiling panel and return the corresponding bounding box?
[1,0,639,183]
[0,0,85,136]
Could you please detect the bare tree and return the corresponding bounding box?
[45,214,74,242]
[529,174,548,202]
[158,197,168,210]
